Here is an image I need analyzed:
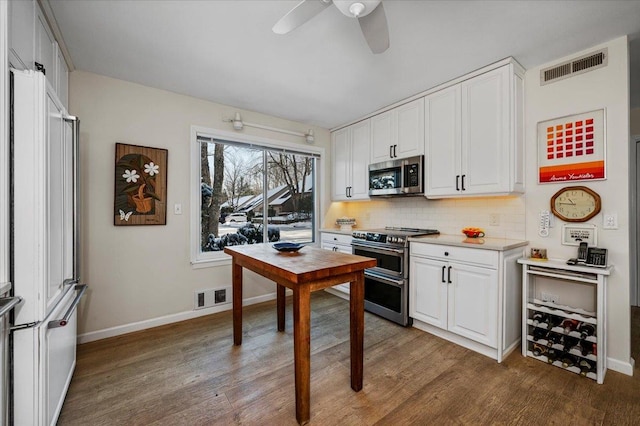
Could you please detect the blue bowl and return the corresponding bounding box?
[273,242,304,252]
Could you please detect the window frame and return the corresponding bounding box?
[190,125,324,267]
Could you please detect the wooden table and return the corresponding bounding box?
[224,243,377,424]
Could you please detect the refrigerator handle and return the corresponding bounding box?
[64,115,80,282]
[0,296,23,318]
[48,284,88,329]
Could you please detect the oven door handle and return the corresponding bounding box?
[364,271,405,287]
[351,242,404,255]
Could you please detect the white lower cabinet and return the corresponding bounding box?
[320,232,352,297]
[410,241,523,362]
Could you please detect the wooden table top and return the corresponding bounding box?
[224,243,377,284]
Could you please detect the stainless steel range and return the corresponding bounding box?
[351,227,439,326]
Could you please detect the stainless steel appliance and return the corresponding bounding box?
[351,227,439,326]
[368,155,424,197]
[10,69,87,425]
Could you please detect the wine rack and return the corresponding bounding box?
[518,258,612,384]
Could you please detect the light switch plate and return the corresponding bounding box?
[603,213,618,229]
[174,203,182,215]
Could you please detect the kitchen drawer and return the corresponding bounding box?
[321,232,353,246]
[410,242,498,269]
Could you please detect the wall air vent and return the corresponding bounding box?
[194,286,231,310]
[540,48,608,85]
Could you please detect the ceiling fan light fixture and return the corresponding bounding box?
[333,0,381,18]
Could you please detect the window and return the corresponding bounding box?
[191,126,322,265]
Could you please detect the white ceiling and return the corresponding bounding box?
[48,0,640,130]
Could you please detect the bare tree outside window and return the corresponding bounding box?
[199,139,315,253]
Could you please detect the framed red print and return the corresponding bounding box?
[537,109,606,184]
[114,143,168,226]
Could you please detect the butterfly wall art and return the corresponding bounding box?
[114,143,168,226]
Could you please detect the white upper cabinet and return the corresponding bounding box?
[56,46,69,109]
[425,85,461,196]
[8,0,35,70]
[10,0,69,110]
[331,120,371,201]
[371,98,424,163]
[35,7,56,89]
[425,61,524,198]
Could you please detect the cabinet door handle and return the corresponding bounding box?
[389,145,393,158]
[35,62,46,75]
[456,175,460,191]
[461,174,466,191]
[447,266,452,283]
[441,266,446,283]
[348,186,352,197]
[393,145,397,158]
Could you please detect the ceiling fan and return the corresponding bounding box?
[272,0,390,54]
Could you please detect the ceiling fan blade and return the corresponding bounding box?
[358,2,390,54]
[272,0,331,35]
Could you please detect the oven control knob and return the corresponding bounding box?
[397,237,404,244]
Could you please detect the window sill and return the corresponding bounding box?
[191,255,231,269]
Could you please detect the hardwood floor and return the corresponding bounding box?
[58,293,640,425]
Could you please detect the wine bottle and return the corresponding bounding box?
[532,312,545,326]
[532,327,548,341]
[546,348,560,364]
[561,354,576,368]
[546,331,562,347]
[562,335,580,352]
[579,359,596,377]
[580,341,593,356]
[578,323,596,340]
[561,318,580,334]
[546,314,562,329]
[532,343,547,356]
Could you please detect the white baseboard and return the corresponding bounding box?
[607,356,635,376]
[77,292,283,344]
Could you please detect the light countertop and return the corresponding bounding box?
[409,234,528,251]
[320,228,355,236]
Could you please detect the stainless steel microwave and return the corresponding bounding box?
[368,155,424,197]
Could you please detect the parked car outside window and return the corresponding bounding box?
[226,212,248,223]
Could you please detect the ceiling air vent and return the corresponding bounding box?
[540,48,608,85]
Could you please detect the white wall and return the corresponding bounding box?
[524,37,632,374]
[70,71,330,340]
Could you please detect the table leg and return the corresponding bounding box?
[277,284,286,332]
[232,259,243,346]
[293,285,311,424]
[350,272,364,391]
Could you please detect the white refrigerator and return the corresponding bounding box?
[10,69,86,426]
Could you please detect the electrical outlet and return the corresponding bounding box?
[541,292,558,304]
[489,213,500,226]
[603,213,618,229]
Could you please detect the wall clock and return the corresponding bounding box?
[550,186,601,222]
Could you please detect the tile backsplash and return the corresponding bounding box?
[324,196,526,240]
